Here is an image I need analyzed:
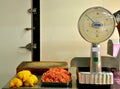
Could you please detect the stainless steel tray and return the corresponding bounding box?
[41,81,72,87]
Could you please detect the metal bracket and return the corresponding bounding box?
[24,27,35,31]
[28,8,37,14]
[19,43,37,51]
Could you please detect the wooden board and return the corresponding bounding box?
[16,61,68,75]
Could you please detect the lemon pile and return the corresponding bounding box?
[9,70,38,88]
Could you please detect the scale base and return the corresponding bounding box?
[77,72,113,85]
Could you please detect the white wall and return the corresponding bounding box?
[40,0,120,66]
[0,0,31,88]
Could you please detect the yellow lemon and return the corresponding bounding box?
[9,77,23,88]
[24,74,38,87]
[16,70,32,82]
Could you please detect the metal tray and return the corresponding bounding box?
[41,81,72,87]
[16,61,68,75]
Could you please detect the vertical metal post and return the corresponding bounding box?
[90,43,101,72]
[32,0,40,61]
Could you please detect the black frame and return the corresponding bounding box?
[32,0,40,61]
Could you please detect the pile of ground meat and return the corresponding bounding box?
[41,67,72,82]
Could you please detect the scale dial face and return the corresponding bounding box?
[78,7,115,43]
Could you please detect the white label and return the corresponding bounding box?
[92,47,99,52]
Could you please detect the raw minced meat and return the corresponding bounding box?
[41,67,72,82]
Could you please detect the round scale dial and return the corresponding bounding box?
[78,7,115,43]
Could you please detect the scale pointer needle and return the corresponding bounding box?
[86,15,95,23]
